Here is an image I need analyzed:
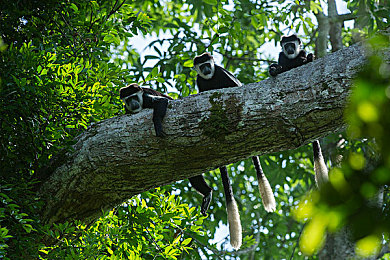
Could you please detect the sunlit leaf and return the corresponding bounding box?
[181,238,191,246]
[348,153,365,170]
[300,214,327,255]
[357,101,379,123]
[183,60,193,67]
[355,235,381,258]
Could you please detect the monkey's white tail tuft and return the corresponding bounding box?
[227,199,242,250]
[314,156,329,187]
[258,175,276,212]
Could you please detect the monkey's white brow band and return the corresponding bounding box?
[196,61,213,66]
[122,91,142,101]
[282,41,299,47]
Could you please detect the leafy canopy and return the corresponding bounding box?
[0,0,389,259]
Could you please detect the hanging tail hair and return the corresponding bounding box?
[252,156,276,212]
[220,166,242,250]
[313,140,329,187]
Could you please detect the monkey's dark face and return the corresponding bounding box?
[193,53,215,80]
[122,91,143,113]
[119,84,144,113]
[282,40,300,59]
[281,35,301,59]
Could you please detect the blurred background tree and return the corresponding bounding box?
[0,0,389,259]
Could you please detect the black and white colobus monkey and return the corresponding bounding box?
[268,34,314,77]
[192,53,276,250]
[119,83,173,137]
[268,35,329,187]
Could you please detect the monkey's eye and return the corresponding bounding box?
[284,43,296,54]
[126,96,137,103]
[200,64,212,74]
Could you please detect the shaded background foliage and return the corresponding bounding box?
[0,0,389,259]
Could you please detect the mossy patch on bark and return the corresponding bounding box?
[200,92,243,140]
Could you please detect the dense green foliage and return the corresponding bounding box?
[0,0,389,259]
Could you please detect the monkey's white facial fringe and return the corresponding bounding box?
[282,41,301,59]
[258,175,276,212]
[123,91,143,113]
[195,60,215,80]
[227,199,242,250]
[314,156,329,188]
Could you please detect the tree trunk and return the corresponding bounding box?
[37,41,389,225]
[318,228,356,259]
[328,0,343,52]
[315,11,330,58]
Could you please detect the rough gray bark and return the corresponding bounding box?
[318,228,356,259]
[37,42,387,225]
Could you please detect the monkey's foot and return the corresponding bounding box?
[307,53,315,62]
[154,124,167,137]
[155,129,167,137]
[201,192,212,216]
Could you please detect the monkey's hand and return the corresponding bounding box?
[269,63,281,77]
[156,130,167,137]
[151,98,169,137]
[153,122,167,137]
[307,53,315,62]
[201,192,212,216]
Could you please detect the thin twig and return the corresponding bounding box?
[142,223,168,260]
[290,223,305,260]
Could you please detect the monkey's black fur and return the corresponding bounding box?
[192,52,244,249]
[269,34,314,76]
[268,35,328,187]
[191,53,242,217]
[192,53,277,249]
[119,83,172,137]
[194,53,241,91]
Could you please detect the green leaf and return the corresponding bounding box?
[219,26,229,34]
[183,60,193,67]
[157,77,165,83]
[173,234,181,244]
[151,67,159,77]
[22,224,34,233]
[39,249,49,255]
[181,238,192,246]
[309,2,322,14]
[40,69,48,76]
[70,3,78,12]
[203,0,217,5]
[164,245,173,255]
[103,34,116,44]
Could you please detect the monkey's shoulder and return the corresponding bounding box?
[141,87,173,100]
[196,64,241,92]
[278,50,307,68]
[213,65,242,88]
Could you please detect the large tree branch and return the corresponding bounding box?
[38,41,389,225]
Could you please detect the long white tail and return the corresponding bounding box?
[258,174,276,212]
[252,156,276,212]
[227,199,242,250]
[313,140,329,187]
[220,166,242,250]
